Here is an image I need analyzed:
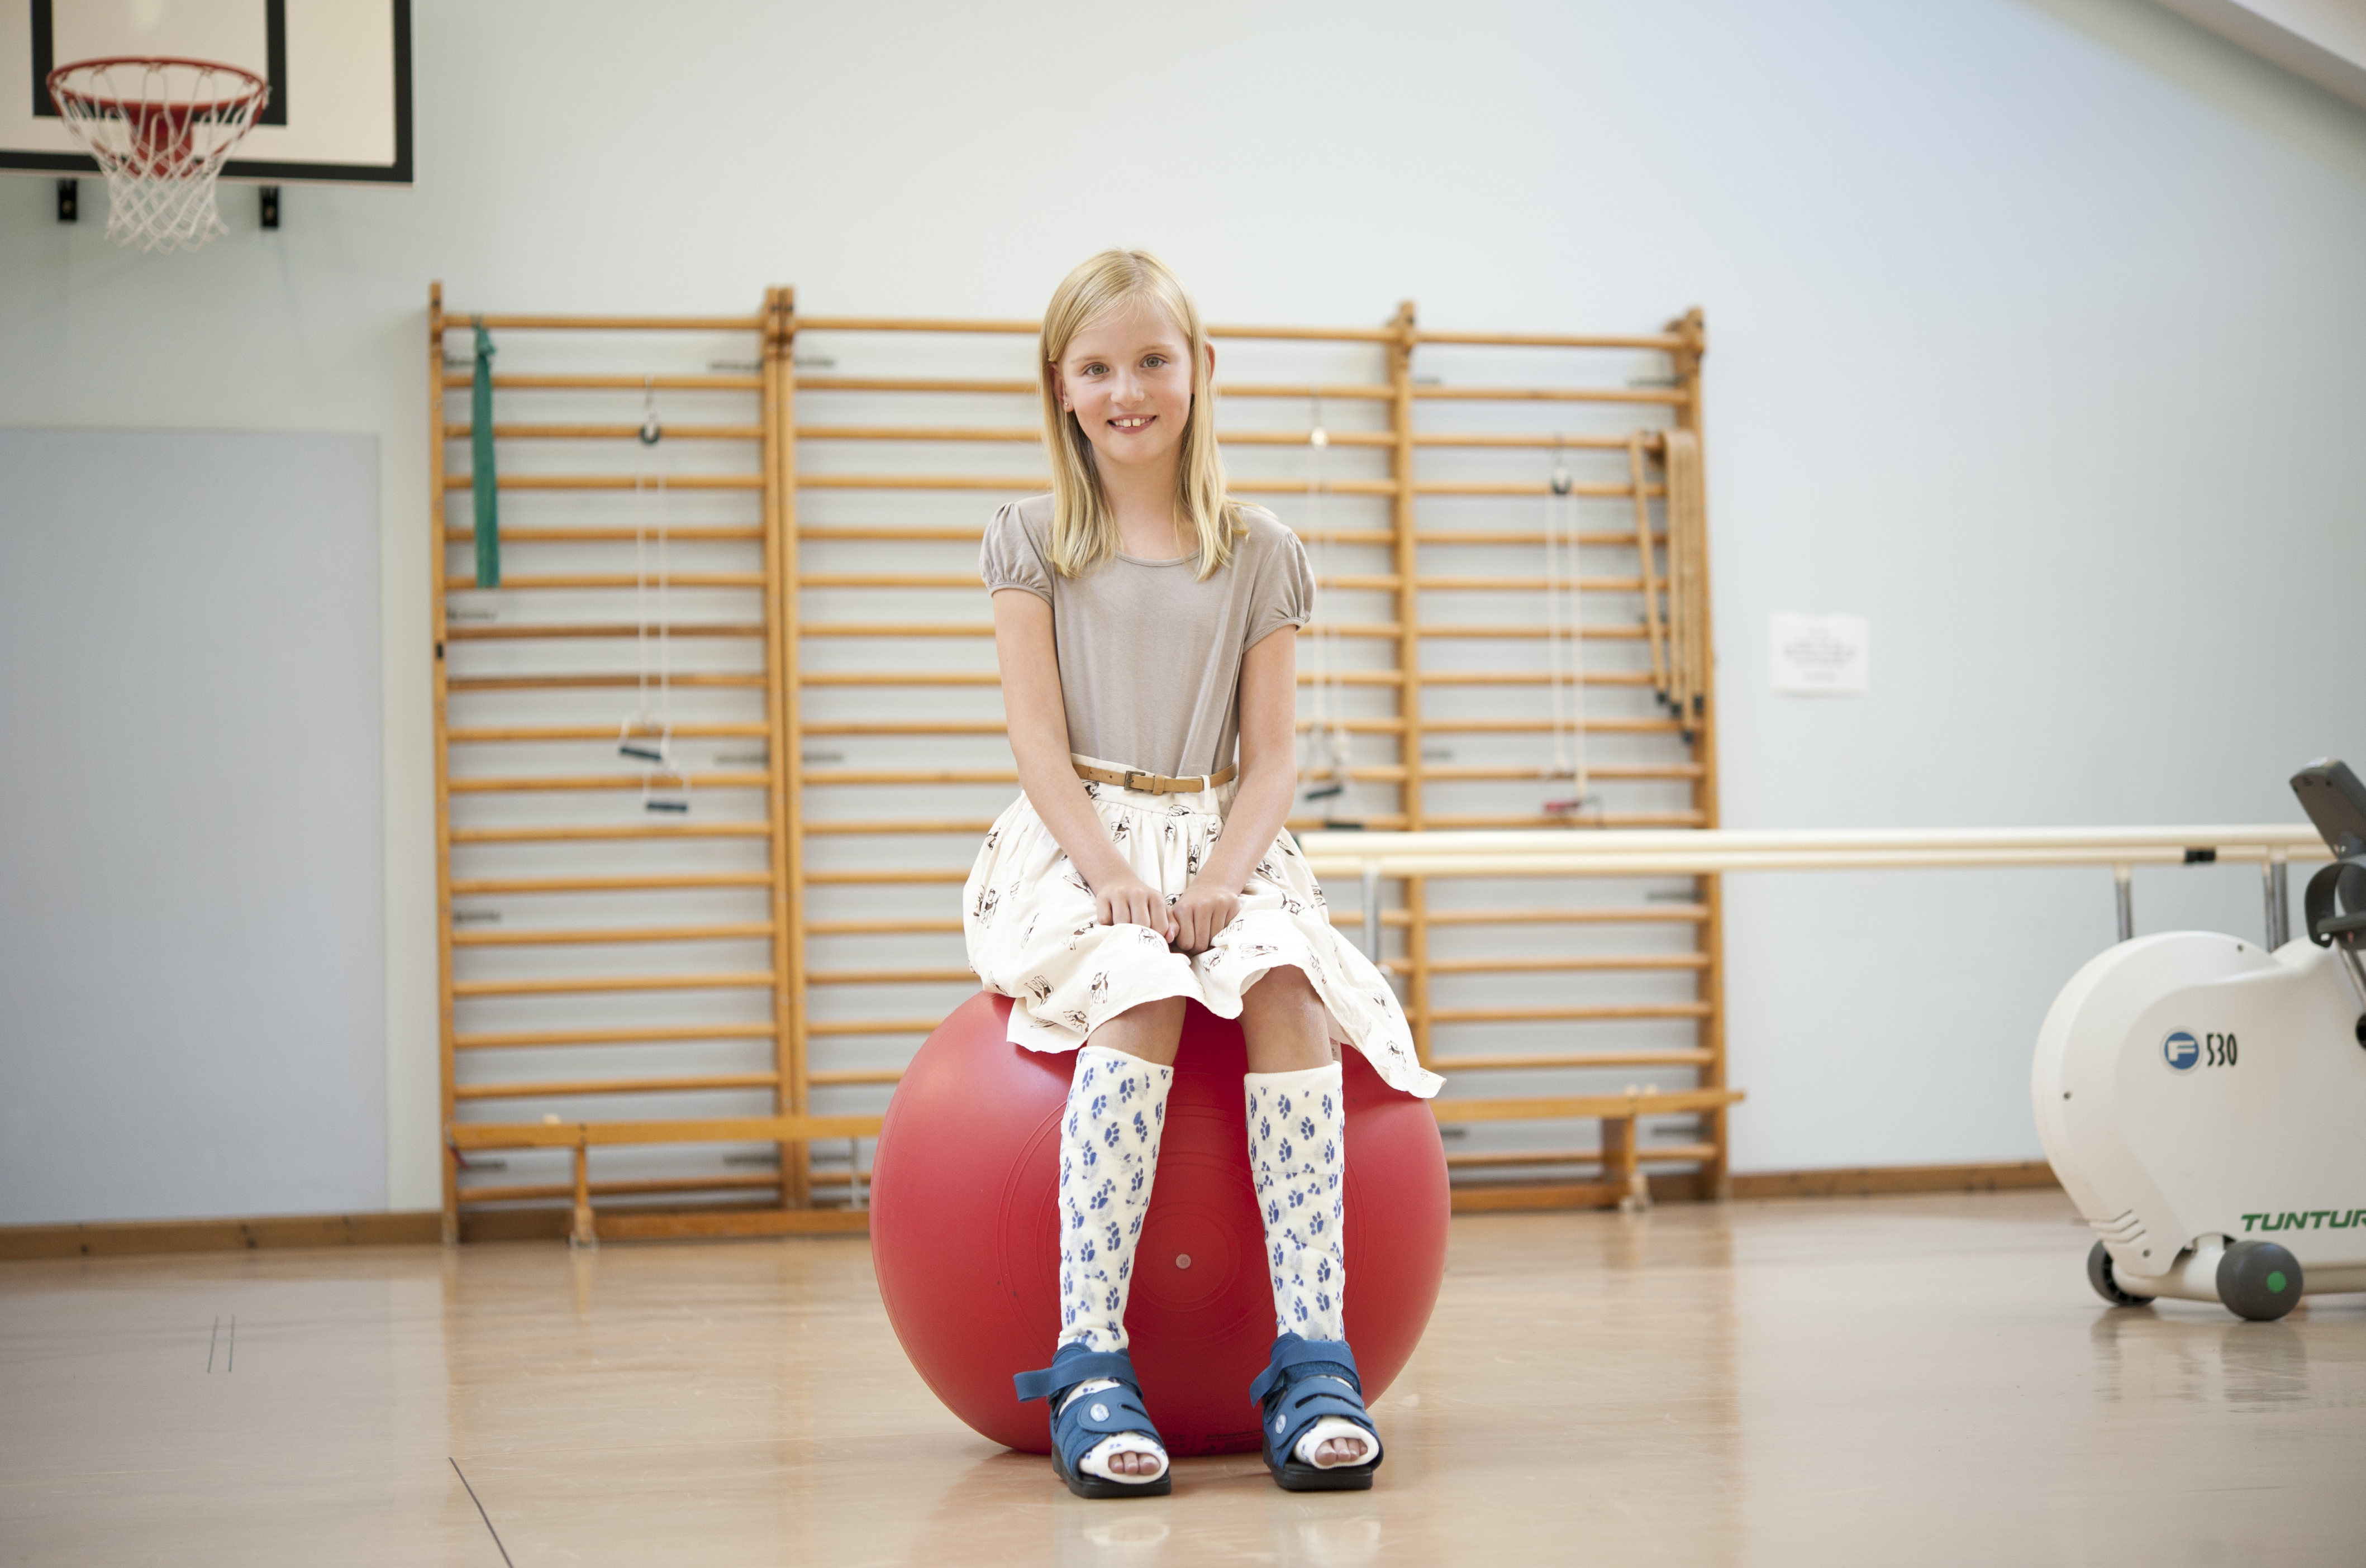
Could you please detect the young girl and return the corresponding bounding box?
[964,250,1444,1498]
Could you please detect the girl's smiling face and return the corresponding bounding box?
[1050,296,1207,472]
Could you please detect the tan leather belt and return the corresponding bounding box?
[1074,761,1238,794]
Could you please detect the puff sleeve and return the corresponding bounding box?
[979,501,1054,602]
[1244,523,1315,650]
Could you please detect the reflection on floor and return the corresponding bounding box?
[3,1190,2362,1566]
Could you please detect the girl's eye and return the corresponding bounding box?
[1142,355,1168,369]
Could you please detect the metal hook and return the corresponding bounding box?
[1308,387,1327,448]
[1550,434,1572,496]
[639,375,661,446]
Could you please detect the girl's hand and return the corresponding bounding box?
[1169,880,1241,955]
[1095,874,1177,942]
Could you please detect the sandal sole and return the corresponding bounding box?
[1265,1453,1378,1493]
[1054,1442,1171,1500]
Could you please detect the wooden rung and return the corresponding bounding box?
[453,922,774,948]
[799,622,993,638]
[797,375,1035,395]
[444,526,765,544]
[1428,1088,1744,1123]
[1294,717,1405,733]
[808,1067,910,1086]
[1426,1003,1713,1024]
[791,316,1405,345]
[1289,813,1410,831]
[1422,905,1709,926]
[442,474,761,492]
[450,823,774,843]
[1220,383,1397,402]
[801,525,989,542]
[798,573,988,588]
[792,316,1040,335]
[802,819,994,836]
[1418,675,1659,692]
[802,768,1016,786]
[1417,575,1645,592]
[799,474,1050,492]
[448,723,770,743]
[804,918,963,935]
[451,871,773,895]
[1410,681,1675,709]
[1445,1143,1718,1169]
[444,623,767,642]
[804,868,967,884]
[1417,529,1665,547]
[437,312,763,331]
[1412,385,1685,407]
[455,1022,779,1050]
[1222,429,1395,447]
[807,967,977,985]
[799,425,1040,442]
[456,1174,786,1204]
[451,971,777,998]
[1413,483,1655,500]
[448,771,769,793]
[449,573,767,591]
[1232,478,1396,497]
[1328,909,1415,927]
[1298,670,1405,685]
[1421,812,1711,829]
[801,671,1000,686]
[454,1071,782,1100]
[1417,624,1648,641]
[1411,430,1665,447]
[800,719,1005,736]
[1424,954,1710,974]
[448,674,768,692]
[1413,329,1685,351]
[446,423,763,442]
[806,1018,948,1037]
[446,1113,883,1151]
[1410,761,1694,780]
[443,372,763,390]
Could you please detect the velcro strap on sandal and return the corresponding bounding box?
[1249,1336,1363,1408]
[1015,1348,1141,1404]
[1058,1384,1155,1441]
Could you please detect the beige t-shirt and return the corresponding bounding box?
[981,493,1313,779]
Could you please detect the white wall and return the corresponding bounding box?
[0,431,384,1223]
[2,0,2362,1213]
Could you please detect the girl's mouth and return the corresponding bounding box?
[1110,416,1154,431]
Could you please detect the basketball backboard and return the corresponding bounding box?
[0,0,409,183]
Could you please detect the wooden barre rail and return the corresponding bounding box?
[446,1114,883,1150]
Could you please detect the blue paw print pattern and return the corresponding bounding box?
[1054,1046,1175,1355]
[1245,1064,1349,1342]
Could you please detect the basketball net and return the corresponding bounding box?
[47,58,268,254]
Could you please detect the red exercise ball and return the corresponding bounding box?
[870,992,1449,1457]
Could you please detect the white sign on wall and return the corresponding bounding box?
[1769,613,1870,694]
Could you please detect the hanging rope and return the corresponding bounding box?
[1541,437,1590,817]
[470,320,499,588]
[1662,428,1707,733]
[1300,389,1354,818]
[620,379,687,814]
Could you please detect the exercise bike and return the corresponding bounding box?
[2032,760,2366,1321]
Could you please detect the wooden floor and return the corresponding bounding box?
[4,1189,2363,1566]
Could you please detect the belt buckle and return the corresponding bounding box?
[1123,769,1146,792]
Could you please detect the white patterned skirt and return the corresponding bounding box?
[962,755,1443,1100]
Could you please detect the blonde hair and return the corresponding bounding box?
[1040,249,1243,580]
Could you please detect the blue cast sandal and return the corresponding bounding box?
[1249,1333,1383,1491]
[1015,1342,1172,1499]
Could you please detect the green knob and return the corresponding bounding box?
[2267,1270,2289,1294]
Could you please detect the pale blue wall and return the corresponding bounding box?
[1,0,2361,1209]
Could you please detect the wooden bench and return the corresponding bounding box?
[448,1114,884,1245]
[1429,1086,1747,1212]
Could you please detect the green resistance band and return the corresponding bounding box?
[471,320,499,588]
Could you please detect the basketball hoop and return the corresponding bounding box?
[46,58,268,254]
